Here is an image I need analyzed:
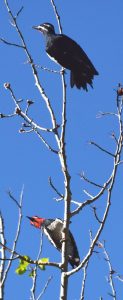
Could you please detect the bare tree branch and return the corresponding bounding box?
[71,179,110,217]
[2,186,24,285]
[0,37,24,48]
[1,1,123,299]
[80,230,93,300]
[103,242,117,300]
[91,206,102,224]
[15,6,24,18]
[3,83,59,154]
[7,189,21,208]
[67,95,123,277]
[30,231,44,300]
[0,213,6,299]
[0,113,16,119]
[79,172,105,189]
[48,176,64,198]
[0,241,61,269]
[35,64,62,74]
[3,0,60,148]
[50,1,71,299]
[96,111,118,118]
[89,141,115,157]
[80,262,89,300]
[50,0,63,33]
[36,276,53,300]
[4,83,58,133]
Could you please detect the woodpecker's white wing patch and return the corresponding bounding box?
[43,228,58,249]
[46,53,60,65]
[44,219,63,250]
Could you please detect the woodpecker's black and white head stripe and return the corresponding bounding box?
[33,23,55,34]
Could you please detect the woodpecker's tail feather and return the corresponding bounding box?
[69,256,80,268]
[70,70,98,91]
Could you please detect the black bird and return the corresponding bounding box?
[33,23,99,91]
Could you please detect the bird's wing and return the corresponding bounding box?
[67,231,80,262]
[44,219,63,250]
[47,34,98,74]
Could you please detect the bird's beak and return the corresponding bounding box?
[27,216,40,225]
[32,25,47,34]
[27,216,34,221]
[32,25,39,30]
[32,25,44,32]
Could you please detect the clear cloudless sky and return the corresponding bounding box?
[0,1,123,299]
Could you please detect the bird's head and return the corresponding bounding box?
[32,23,55,35]
[27,216,45,229]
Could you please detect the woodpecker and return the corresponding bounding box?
[27,216,80,268]
[33,23,99,91]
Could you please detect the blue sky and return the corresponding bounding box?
[0,0,123,299]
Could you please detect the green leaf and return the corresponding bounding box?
[38,258,49,270]
[16,266,27,275]
[29,269,36,278]
[15,255,30,275]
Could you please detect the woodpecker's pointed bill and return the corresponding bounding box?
[27,216,45,229]
[27,215,80,268]
[32,25,44,33]
[27,216,33,221]
[33,22,99,91]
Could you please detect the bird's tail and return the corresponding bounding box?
[69,256,80,268]
[70,69,98,91]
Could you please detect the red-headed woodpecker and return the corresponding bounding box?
[27,216,80,268]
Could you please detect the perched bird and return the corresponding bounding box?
[33,23,98,90]
[27,216,80,268]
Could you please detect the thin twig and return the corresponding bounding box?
[116,275,123,282]
[67,189,112,277]
[67,96,123,277]
[83,189,94,198]
[2,186,24,285]
[0,38,24,48]
[4,84,58,154]
[33,129,58,154]
[96,111,118,118]
[30,231,44,300]
[16,6,24,18]
[17,109,56,133]
[0,113,16,119]
[4,0,60,147]
[50,0,63,33]
[91,206,102,224]
[0,213,6,299]
[36,276,53,300]
[48,176,64,198]
[79,230,92,300]
[7,190,21,208]
[103,242,117,300]
[24,100,34,115]
[5,84,57,133]
[79,172,105,189]
[0,256,19,261]
[71,180,110,217]
[35,64,62,74]
[0,241,61,269]
[111,132,118,145]
[89,141,115,157]
[80,262,89,300]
